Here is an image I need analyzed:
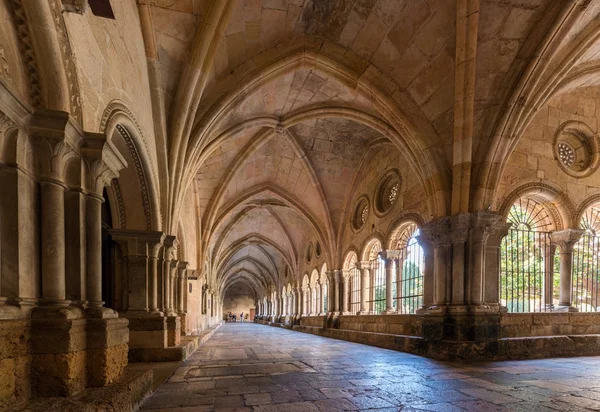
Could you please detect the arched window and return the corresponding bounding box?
[573,204,600,312]
[391,223,424,314]
[344,252,360,313]
[364,239,384,314]
[501,197,559,312]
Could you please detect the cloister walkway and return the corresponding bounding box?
[140,323,600,411]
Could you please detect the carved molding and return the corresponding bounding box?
[116,124,152,230]
[49,0,83,123]
[8,0,42,108]
[111,179,126,229]
[0,112,16,134]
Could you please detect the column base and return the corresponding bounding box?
[86,317,129,387]
[167,316,181,346]
[85,306,119,319]
[31,316,87,397]
[358,310,369,315]
[178,312,187,335]
[553,305,579,312]
[382,309,397,315]
[421,308,502,341]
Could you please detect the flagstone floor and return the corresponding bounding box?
[140,323,600,411]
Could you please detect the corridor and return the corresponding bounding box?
[140,324,600,412]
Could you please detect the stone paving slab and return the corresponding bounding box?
[140,323,600,411]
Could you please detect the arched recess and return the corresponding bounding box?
[361,237,383,262]
[576,194,600,227]
[100,102,161,231]
[386,213,425,250]
[498,182,576,231]
[343,251,358,271]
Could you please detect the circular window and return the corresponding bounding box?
[315,241,322,258]
[352,197,369,231]
[553,121,599,178]
[306,243,313,263]
[375,170,401,215]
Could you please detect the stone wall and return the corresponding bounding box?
[223,286,255,318]
[501,312,600,338]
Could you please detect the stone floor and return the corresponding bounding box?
[140,323,600,411]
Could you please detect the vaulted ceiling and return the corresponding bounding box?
[142,0,600,300]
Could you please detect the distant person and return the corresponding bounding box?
[240,312,244,322]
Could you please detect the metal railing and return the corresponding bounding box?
[395,238,424,314]
[573,232,600,311]
[500,229,558,312]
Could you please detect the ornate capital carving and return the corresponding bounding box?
[380,250,401,261]
[421,216,451,246]
[550,229,585,253]
[357,261,371,271]
[469,212,510,245]
[29,110,82,182]
[81,132,127,196]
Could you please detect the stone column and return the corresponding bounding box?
[381,251,400,314]
[341,270,350,314]
[358,261,370,315]
[32,134,78,309]
[177,262,188,313]
[420,218,452,309]
[551,229,584,311]
[416,236,434,310]
[81,133,126,316]
[332,270,341,314]
[319,281,326,315]
[484,220,511,309]
[29,112,87,397]
[169,259,178,316]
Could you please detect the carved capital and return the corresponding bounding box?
[421,216,451,246]
[30,110,82,182]
[465,213,507,250]
[450,213,471,243]
[109,229,165,258]
[357,261,371,271]
[550,229,585,253]
[380,250,401,262]
[81,132,127,196]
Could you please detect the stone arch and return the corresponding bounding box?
[498,182,576,231]
[100,101,161,231]
[343,250,359,271]
[387,216,423,250]
[576,193,600,226]
[361,237,383,262]
[319,263,328,284]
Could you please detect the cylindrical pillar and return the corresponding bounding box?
[384,258,394,313]
[342,273,350,314]
[149,247,160,312]
[86,194,103,307]
[359,264,369,314]
[40,181,67,305]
